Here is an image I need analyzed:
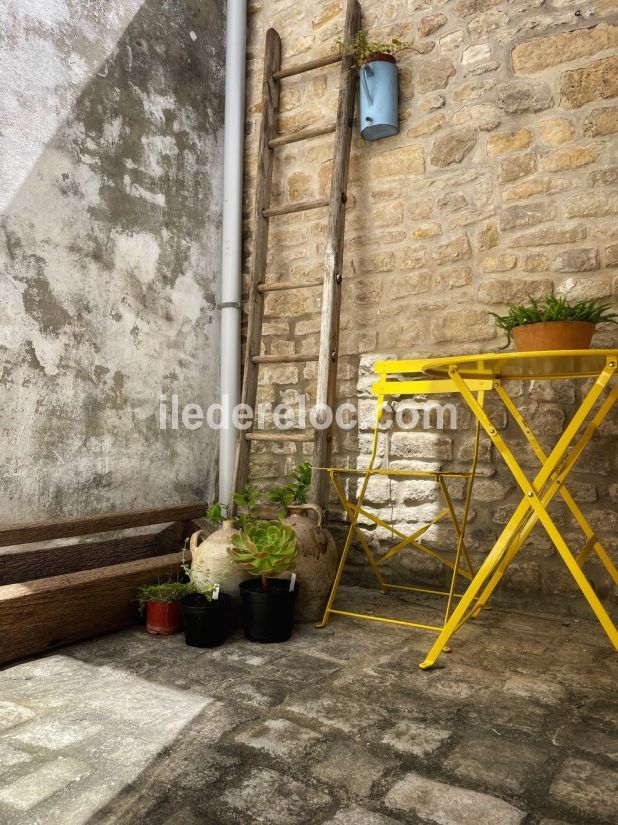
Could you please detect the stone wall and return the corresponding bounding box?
[243,0,618,597]
[0,1,225,521]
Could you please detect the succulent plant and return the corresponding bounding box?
[228,520,297,591]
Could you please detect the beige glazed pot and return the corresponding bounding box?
[189,521,246,607]
[511,320,595,352]
[283,504,339,623]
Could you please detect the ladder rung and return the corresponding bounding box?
[258,280,323,293]
[263,198,329,218]
[269,123,336,148]
[253,354,319,364]
[245,431,314,443]
[273,53,341,81]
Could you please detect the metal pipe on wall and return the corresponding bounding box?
[219,0,247,506]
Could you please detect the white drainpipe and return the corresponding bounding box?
[219,0,247,505]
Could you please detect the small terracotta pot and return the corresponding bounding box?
[146,601,183,635]
[511,321,595,352]
[364,52,397,65]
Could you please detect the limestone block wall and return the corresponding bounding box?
[0,1,225,520]
[243,0,618,597]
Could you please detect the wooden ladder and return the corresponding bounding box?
[231,0,362,513]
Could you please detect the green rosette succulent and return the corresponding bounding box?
[228,520,297,590]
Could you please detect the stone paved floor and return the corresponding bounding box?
[0,585,617,825]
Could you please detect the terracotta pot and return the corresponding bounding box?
[364,52,397,65]
[146,600,183,635]
[283,504,339,623]
[511,321,595,352]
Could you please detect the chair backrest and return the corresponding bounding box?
[359,359,490,476]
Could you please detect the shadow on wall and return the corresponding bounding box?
[0,0,225,522]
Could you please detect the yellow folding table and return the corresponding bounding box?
[317,350,617,669]
[414,349,618,669]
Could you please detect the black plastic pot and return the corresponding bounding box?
[239,578,299,643]
[180,592,231,648]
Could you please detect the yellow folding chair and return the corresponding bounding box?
[316,360,494,636]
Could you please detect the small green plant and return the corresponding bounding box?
[267,462,313,517]
[233,483,260,529]
[267,484,295,517]
[291,461,312,504]
[491,296,618,349]
[204,483,259,529]
[182,559,220,602]
[205,466,312,525]
[228,520,297,592]
[205,501,223,527]
[334,28,413,70]
[136,582,192,613]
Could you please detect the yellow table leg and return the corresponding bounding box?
[419,496,531,668]
[419,360,617,668]
[471,379,618,617]
[495,382,618,585]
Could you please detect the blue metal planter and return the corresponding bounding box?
[359,54,399,141]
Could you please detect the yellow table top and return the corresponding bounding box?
[417,350,618,381]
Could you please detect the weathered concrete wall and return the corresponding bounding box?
[243,1,618,597]
[0,1,225,520]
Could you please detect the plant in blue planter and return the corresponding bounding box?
[335,28,412,141]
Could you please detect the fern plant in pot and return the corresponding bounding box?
[492,296,618,352]
[228,520,298,643]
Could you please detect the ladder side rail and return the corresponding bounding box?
[310,0,362,509]
[230,28,282,511]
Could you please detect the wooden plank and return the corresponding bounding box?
[310,0,362,510]
[0,551,188,665]
[245,431,313,442]
[273,52,341,80]
[230,28,282,513]
[252,354,318,364]
[269,123,336,148]
[263,197,328,218]
[258,279,323,293]
[0,521,189,587]
[0,502,206,548]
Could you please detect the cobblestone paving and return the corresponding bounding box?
[0,585,616,825]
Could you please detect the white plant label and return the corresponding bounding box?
[289,573,296,592]
[213,586,220,601]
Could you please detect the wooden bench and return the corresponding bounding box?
[0,502,206,665]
